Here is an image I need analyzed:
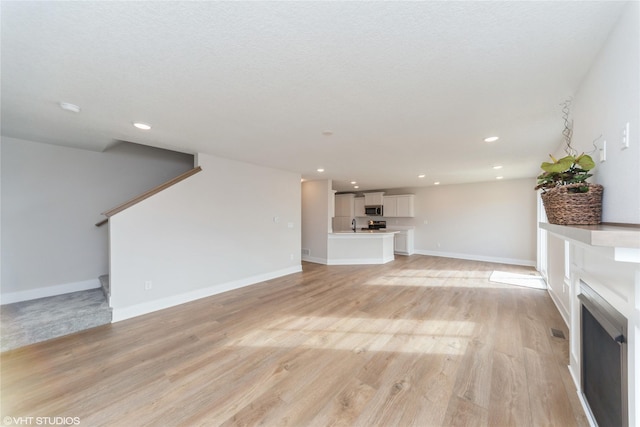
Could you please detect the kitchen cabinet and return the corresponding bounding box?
[383,195,415,217]
[392,229,414,255]
[334,193,355,217]
[364,192,384,206]
[354,197,365,217]
[383,196,397,217]
[396,195,415,217]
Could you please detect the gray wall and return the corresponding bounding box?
[1,137,194,300]
[353,178,537,266]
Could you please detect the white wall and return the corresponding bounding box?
[301,180,332,264]
[109,152,301,321]
[570,1,640,224]
[0,137,194,303]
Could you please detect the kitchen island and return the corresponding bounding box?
[327,230,398,265]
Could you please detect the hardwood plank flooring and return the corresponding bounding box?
[1,255,588,426]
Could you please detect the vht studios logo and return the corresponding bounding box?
[3,416,81,426]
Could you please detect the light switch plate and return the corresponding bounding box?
[622,122,630,149]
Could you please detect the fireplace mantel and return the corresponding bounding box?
[539,222,640,263]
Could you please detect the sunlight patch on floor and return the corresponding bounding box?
[489,271,547,290]
[363,275,520,289]
[383,269,492,279]
[225,316,475,355]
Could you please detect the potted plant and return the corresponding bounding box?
[535,100,603,225]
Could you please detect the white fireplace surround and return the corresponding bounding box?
[540,223,640,427]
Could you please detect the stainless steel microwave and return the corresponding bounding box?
[365,205,383,216]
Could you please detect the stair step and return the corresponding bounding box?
[99,274,110,298]
[0,288,112,352]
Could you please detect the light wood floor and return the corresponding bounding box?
[1,256,588,426]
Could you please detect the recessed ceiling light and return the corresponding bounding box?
[354,185,359,189]
[493,165,503,170]
[133,122,152,130]
[317,168,325,173]
[496,176,504,180]
[350,181,357,185]
[59,102,81,113]
[418,174,426,178]
[434,181,440,185]
[484,136,499,142]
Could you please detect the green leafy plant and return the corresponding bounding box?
[535,99,596,193]
[535,153,595,192]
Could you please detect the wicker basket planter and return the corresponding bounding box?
[541,183,603,225]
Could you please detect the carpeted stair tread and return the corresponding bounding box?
[0,288,112,352]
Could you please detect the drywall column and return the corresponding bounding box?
[301,180,332,264]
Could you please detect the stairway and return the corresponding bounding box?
[0,286,112,352]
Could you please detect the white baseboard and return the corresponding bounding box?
[547,285,570,328]
[413,249,536,267]
[111,265,302,322]
[327,256,394,265]
[1,278,101,305]
[302,255,328,265]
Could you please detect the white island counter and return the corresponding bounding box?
[327,230,398,265]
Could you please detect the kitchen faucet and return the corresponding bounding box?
[352,218,357,232]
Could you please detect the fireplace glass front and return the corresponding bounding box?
[578,281,628,427]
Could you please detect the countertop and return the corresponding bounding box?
[330,229,399,236]
[539,222,640,263]
[539,222,640,248]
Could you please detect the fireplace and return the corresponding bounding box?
[578,281,628,427]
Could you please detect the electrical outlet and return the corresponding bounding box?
[144,280,153,290]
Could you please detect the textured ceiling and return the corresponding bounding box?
[0,1,627,191]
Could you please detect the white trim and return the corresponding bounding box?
[302,255,328,265]
[0,278,101,305]
[567,363,597,427]
[614,247,640,263]
[327,256,394,265]
[547,284,570,328]
[111,266,301,322]
[413,249,535,267]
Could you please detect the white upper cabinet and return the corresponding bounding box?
[383,195,415,217]
[396,195,415,217]
[334,193,355,217]
[383,196,397,217]
[354,197,366,217]
[363,192,384,206]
